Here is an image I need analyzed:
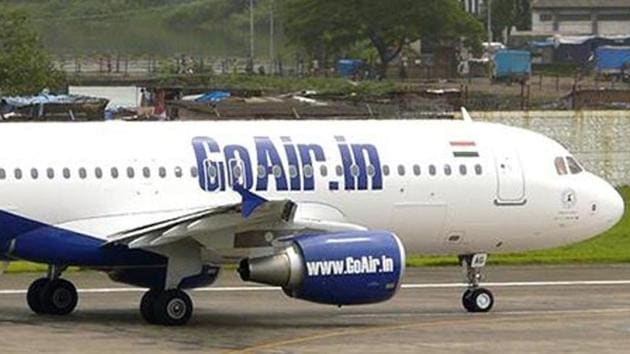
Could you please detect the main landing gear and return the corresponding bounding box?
[140,289,193,326]
[27,265,78,316]
[459,253,494,313]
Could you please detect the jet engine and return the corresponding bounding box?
[238,231,405,305]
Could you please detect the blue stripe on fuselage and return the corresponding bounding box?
[0,210,166,267]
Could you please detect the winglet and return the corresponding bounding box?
[461,107,473,122]
[234,184,268,218]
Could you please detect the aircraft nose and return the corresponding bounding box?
[606,186,625,228]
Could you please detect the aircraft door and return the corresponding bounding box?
[494,150,526,204]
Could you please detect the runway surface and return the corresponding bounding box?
[3,264,630,353]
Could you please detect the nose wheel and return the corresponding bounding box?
[459,254,494,313]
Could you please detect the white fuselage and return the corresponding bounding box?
[0,119,623,264]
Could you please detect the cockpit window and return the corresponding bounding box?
[566,156,583,174]
[554,157,567,175]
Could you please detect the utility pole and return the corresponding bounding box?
[487,0,493,44]
[269,0,275,74]
[249,0,255,67]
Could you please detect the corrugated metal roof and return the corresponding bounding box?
[533,0,630,8]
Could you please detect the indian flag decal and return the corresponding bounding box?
[450,141,479,158]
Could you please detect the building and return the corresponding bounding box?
[532,0,630,35]
[461,0,485,16]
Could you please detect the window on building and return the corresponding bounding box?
[539,13,553,22]
[558,14,591,22]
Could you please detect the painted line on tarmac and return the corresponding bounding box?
[2,279,630,295]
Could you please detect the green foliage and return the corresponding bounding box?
[282,0,484,76]
[409,186,630,267]
[0,10,65,95]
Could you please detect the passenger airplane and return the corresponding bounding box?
[0,110,623,325]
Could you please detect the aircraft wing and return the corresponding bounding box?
[103,187,365,252]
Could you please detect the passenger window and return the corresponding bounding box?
[95,168,103,179]
[111,167,119,179]
[14,169,22,180]
[397,165,405,176]
[272,165,283,177]
[351,165,360,177]
[382,165,390,176]
[143,167,151,178]
[127,167,135,179]
[367,165,376,177]
[475,164,483,175]
[429,165,436,176]
[78,168,87,179]
[288,165,298,178]
[554,157,567,175]
[159,167,167,178]
[31,168,38,179]
[0,168,5,179]
[63,168,71,179]
[256,165,265,178]
[566,156,583,174]
[206,165,217,179]
[190,166,198,178]
[444,164,452,176]
[46,168,54,179]
[320,165,328,177]
[174,167,182,178]
[459,164,467,176]
[335,165,343,176]
[304,165,314,178]
[413,164,421,176]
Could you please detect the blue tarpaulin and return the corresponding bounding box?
[493,50,531,79]
[595,46,630,73]
[194,91,230,103]
[337,59,363,77]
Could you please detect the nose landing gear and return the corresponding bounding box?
[459,254,494,313]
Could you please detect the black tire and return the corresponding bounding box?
[463,288,494,313]
[152,290,193,326]
[40,279,78,315]
[27,278,49,314]
[140,289,159,324]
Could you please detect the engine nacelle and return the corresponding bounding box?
[238,231,405,305]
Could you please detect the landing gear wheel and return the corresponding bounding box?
[152,290,193,326]
[40,279,78,315]
[140,289,159,324]
[27,278,49,314]
[462,288,494,313]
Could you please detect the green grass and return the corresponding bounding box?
[5,187,629,273]
[408,186,630,267]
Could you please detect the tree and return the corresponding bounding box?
[489,0,532,41]
[281,0,483,78]
[0,10,64,95]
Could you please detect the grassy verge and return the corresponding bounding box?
[5,187,629,273]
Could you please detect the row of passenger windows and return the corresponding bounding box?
[0,166,196,180]
[0,163,483,181]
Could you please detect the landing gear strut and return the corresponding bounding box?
[140,289,193,326]
[459,254,494,313]
[27,265,78,315]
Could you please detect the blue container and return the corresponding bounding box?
[595,46,630,73]
[493,50,531,79]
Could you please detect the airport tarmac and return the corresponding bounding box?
[2,265,630,353]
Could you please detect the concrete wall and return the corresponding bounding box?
[461,110,630,186]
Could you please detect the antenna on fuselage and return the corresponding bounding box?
[460,107,473,122]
